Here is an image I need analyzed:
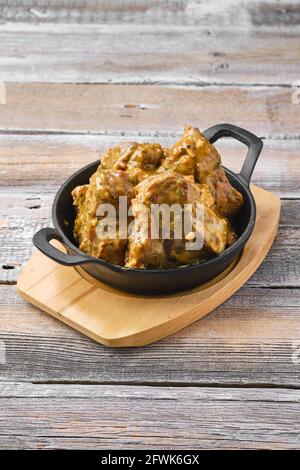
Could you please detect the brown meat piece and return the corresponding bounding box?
[164,126,243,218]
[72,169,135,265]
[125,172,229,268]
[160,142,196,181]
[100,142,166,184]
[126,172,190,268]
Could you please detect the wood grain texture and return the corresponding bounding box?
[0,83,299,137]
[0,383,299,449]
[0,26,299,87]
[0,2,299,85]
[0,134,299,196]
[2,0,299,27]
[1,285,300,386]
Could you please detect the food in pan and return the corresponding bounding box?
[72,169,135,265]
[161,126,243,217]
[72,126,243,269]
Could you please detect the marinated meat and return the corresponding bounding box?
[72,170,135,266]
[125,172,189,269]
[72,127,242,269]
[125,172,229,268]
[100,142,166,184]
[162,126,244,218]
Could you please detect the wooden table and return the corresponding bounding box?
[0,0,299,450]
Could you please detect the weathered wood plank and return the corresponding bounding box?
[2,0,300,28]
[0,190,299,285]
[0,383,299,449]
[0,285,299,386]
[0,134,299,197]
[0,25,299,85]
[0,83,299,137]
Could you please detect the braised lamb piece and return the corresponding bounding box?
[100,142,166,184]
[126,172,230,268]
[72,170,135,266]
[162,126,243,218]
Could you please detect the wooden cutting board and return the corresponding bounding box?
[17,185,280,347]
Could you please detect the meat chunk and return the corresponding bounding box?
[160,140,196,181]
[125,172,189,269]
[164,126,243,218]
[100,142,166,184]
[125,172,229,268]
[72,169,135,265]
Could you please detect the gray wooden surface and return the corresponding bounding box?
[0,0,299,450]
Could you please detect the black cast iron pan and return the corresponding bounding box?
[33,124,263,294]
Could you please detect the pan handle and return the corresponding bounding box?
[203,123,263,185]
[33,227,94,266]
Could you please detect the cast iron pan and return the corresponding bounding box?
[33,124,263,294]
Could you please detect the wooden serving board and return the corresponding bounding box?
[17,185,280,347]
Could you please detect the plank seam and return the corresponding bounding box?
[2,81,293,88]
[0,380,299,391]
[0,130,299,140]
